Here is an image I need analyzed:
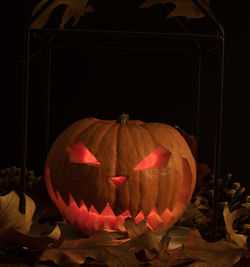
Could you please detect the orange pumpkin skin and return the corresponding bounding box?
[45,117,196,235]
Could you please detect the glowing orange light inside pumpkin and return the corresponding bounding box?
[134,146,171,170]
[66,141,100,166]
[109,176,127,187]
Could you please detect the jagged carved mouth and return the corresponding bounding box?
[53,191,176,234]
[44,158,192,235]
[45,165,175,234]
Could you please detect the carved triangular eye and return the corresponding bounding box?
[66,141,101,166]
[134,146,171,170]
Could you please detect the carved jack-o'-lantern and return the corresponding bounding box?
[45,114,196,235]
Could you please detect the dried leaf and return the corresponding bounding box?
[123,217,148,238]
[40,230,133,266]
[224,206,250,248]
[158,246,193,266]
[0,191,35,234]
[30,0,94,29]
[60,230,128,249]
[177,202,208,228]
[40,220,162,267]
[0,191,62,250]
[140,0,210,19]
[150,234,194,266]
[158,230,171,255]
[183,230,245,266]
[0,224,61,249]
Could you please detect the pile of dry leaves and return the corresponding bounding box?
[0,190,249,266]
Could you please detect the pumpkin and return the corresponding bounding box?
[45,114,196,235]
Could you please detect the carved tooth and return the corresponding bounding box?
[134,210,145,224]
[146,208,164,231]
[129,206,140,218]
[119,210,131,217]
[101,203,116,216]
[160,208,175,225]
[76,205,91,233]
[80,200,86,208]
[68,193,75,205]
[84,200,91,211]
[89,205,99,214]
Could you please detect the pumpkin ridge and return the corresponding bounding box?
[127,124,148,216]
[94,121,118,160]
[138,124,160,215]
[126,124,142,216]
[170,154,183,211]
[139,123,158,143]
[74,120,101,146]
[75,120,105,208]
[114,124,132,215]
[127,124,142,161]
[103,123,120,207]
[115,123,121,183]
[138,168,142,217]
[89,122,117,212]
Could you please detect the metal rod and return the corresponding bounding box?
[192,0,224,38]
[195,53,202,160]
[163,3,202,154]
[19,0,56,214]
[192,0,225,242]
[19,26,30,214]
[212,38,225,241]
[44,46,51,158]
[48,44,201,54]
[30,28,223,42]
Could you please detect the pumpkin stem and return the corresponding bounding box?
[117,113,129,124]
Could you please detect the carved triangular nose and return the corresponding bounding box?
[109,176,127,187]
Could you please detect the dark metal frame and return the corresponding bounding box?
[21,0,224,241]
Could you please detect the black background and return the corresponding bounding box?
[1,0,250,192]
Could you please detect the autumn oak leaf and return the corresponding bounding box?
[123,217,148,238]
[0,191,61,249]
[0,191,35,234]
[140,0,210,19]
[40,219,162,266]
[224,206,250,248]
[0,225,61,249]
[183,230,245,266]
[30,0,94,29]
